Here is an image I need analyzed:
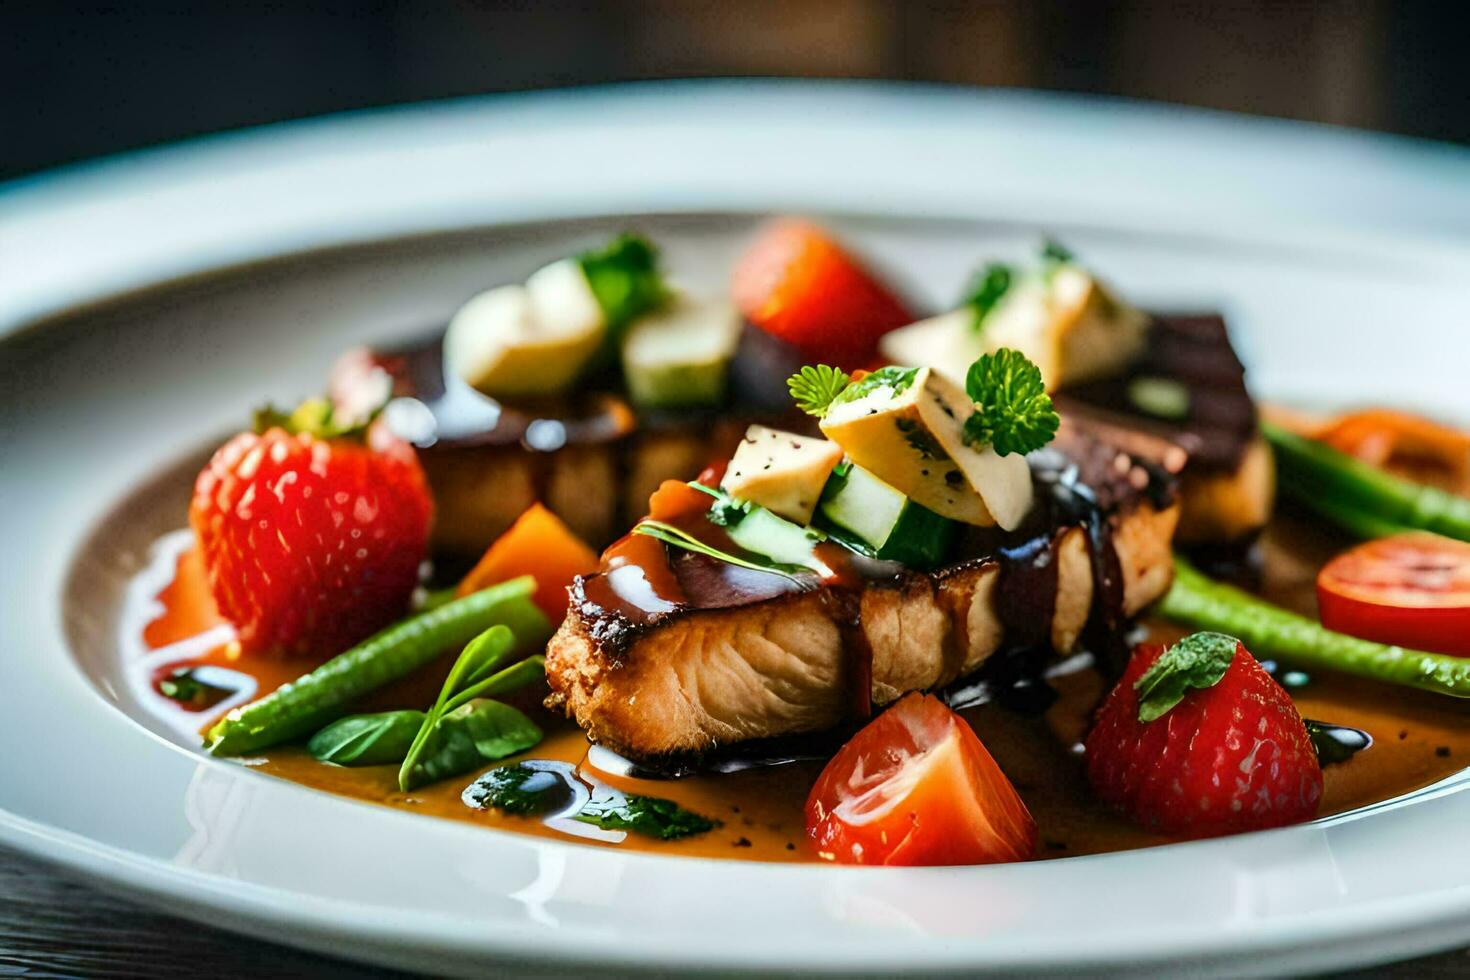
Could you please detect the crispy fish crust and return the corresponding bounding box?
[545,500,1178,760]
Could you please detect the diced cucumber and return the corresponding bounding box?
[724,504,825,570]
[621,294,742,408]
[817,462,954,568]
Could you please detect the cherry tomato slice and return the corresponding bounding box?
[1317,532,1470,657]
[805,692,1036,866]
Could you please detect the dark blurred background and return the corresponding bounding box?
[2,0,1466,182]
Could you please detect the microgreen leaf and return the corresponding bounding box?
[1134,631,1240,723]
[633,520,805,582]
[307,710,425,766]
[961,262,1013,331]
[396,622,545,792]
[787,365,851,418]
[962,348,1060,456]
[156,667,235,710]
[575,793,719,840]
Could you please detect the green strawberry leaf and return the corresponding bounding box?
[1133,631,1240,723]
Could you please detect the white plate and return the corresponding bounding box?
[4,81,1470,978]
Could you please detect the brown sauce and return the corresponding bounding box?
[120,499,1470,864]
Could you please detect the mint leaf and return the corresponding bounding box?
[962,348,1060,456]
[1134,631,1240,723]
[400,699,542,790]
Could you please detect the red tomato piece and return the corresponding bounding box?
[1317,532,1470,657]
[805,692,1036,866]
[732,219,914,370]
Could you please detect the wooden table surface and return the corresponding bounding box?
[3,845,1468,978]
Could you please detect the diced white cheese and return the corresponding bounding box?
[879,265,1148,391]
[721,425,844,525]
[443,264,607,398]
[819,367,1033,529]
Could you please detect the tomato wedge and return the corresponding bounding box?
[1317,532,1470,657]
[806,693,1036,866]
[732,219,913,370]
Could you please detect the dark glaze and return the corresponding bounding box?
[1056,313,1258,474]
[330,325,808,453]
[116,505,1470,864]
[572,425,1178,749]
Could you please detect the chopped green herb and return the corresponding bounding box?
[157,667,234,709]
[961,262,1013,331]
[787,364,852,418]
[576,233,666,332]
[1134,631,1240,723]
[831,366,920,408]
[1040,238,1075,266]
[575,793,718,840]
[463,762,578,815]
[961,348,1060,456]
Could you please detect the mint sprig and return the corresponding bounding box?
[961,348,1060,456]
[1134,631,1240,723]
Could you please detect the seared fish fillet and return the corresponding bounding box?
[545,429,1180,760]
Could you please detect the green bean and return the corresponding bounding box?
[1265,422,1470,542]
[1159,557,1470,698]
[205,577,551,756]
[1275,468,1419,540]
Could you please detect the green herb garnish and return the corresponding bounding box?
[1040,238,1075,266]
[633,520,806,582]
[398,624,546,791]
[307,709,426,766]
[464,763,567,815]
[157,667,235,709]
[835,366,919,407]
[787,364,851,418]
[1133,631,1240,723]
[961,262,1013,331]
[253,395,382,441]
[961,348,1060,456]
[575,793,718,840]
[576,233,666,332]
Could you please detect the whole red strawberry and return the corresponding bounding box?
[1085,632,1323,839]
[190,401,432,658]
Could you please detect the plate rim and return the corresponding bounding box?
[7,81,1470,977]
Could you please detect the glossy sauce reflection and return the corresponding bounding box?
[122,515,1470,864]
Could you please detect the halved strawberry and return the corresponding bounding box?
[190,400,432,658]
[1086,633,1323,839]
